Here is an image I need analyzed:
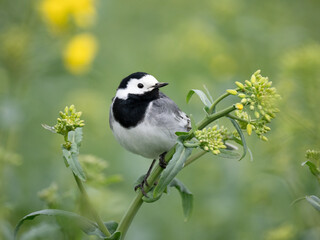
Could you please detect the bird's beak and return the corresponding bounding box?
[153,82,169,89]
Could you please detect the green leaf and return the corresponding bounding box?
[302,161,320,178]
[153,142,192,198]
[203,106,210,114]
[62,147,86,181]
[142,190,162,203]
[189,114,197,132]
[228,118,247,161]
[203,85,214,103]
[62,128,86,181]
[41,124,56,133]
[14,209,106,239]
[218,149,242,160]
[186,89,212,108]
[105,232,121,240]
[175,132,189,136]
[306,195,320,212]
[103,222,121,239]
[104,221,118,235]
[69,127,83,147]
[169,178,193,221]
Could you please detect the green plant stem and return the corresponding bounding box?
[117,165,163,239]
[117,192,143,239]
[73,174,111,237]
[197,105,237,130]
[116,105,237,239]
[184,150,207,167]
[183,142,200,148]
[208,92,230,114]
[227,114,250,123]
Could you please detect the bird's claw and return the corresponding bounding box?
[159,152,167,169]
[134,177,149,197]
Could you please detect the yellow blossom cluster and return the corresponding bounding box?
[39,0,96,31]
[63,33,97,75]
[39,0,98,75]
[227,70,280,141]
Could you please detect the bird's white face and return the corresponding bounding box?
[116,74,159,100]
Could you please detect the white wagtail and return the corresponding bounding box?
[109,72,191,195]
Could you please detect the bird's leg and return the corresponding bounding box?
[134,159,156,197]
[159,152,167,169]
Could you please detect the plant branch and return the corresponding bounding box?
[197,105,237,130]
[73,174,111,237]
[117,165,163,239]
[227,114,251,123]
[208,92,230,114]
[116,105,237,239]
[184,150,207,168]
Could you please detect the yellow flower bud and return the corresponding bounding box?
[250,74,256,84]
[261,136,268,141]
[69,104,75,112]
[246,124,253,136]
[235,103,243,110]
[212,150,220,155]
[235,81,244,89]
[254,69,261,75]
[254,111,260,118]
[227,89,238,95]
[238,93,246,98]
[264,114,271,122]
[245,80,252,87]
[264,126,271,131]
[241,98,247,104]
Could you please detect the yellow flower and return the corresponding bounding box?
[63,33,98,75]
[235,103,243,110]
[69,0,96,28]
[39,0,96,31]
[39,0,71,30]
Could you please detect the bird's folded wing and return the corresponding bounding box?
[147,93,191,134]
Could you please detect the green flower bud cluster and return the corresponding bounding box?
[0,146,22,166]
[38,182,58,207]
[195,126,227,155]
[231,70,280,141]
[79,154,122,186]
[54,105,85,136]
[305,149,320,162]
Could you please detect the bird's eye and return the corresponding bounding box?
[137,83,144,88]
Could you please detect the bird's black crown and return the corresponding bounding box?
[118,72,148,89]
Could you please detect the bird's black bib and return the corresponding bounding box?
[112,88,160,128]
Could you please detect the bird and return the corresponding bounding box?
[109,72,191,195]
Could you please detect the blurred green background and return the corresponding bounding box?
[1,0,320,239]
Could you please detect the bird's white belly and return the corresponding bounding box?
[111,120,176,159]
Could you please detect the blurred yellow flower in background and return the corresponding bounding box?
[39,0,96,31]
[69,0,96,28]
[63,33,98,75]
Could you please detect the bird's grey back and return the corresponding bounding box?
[147,92,191,133]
